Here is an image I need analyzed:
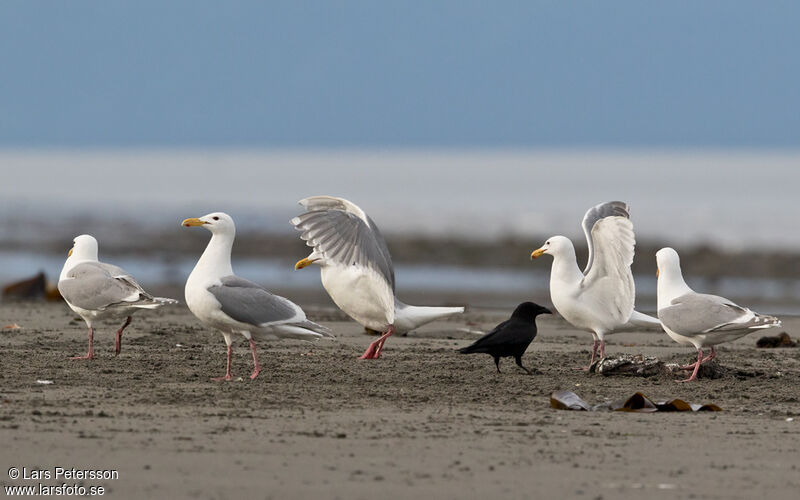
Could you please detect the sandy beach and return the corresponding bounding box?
[1,301,798,499]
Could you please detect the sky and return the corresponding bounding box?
[1,1,799,148]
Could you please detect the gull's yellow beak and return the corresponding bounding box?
[656,268,659,278]
[530,248,546,260]
[68,248,73,257]
[182,218,208,227]
[295,257,317,270]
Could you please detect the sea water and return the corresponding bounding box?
[0,150,798,311]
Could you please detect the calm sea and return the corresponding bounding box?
[0,150,798,311]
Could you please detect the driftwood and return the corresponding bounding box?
[550,390,722,412]
[2,272,61,301]
[756,332,797,348]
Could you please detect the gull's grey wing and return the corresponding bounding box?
[582,201,630,275]
[292,197,395,291]
[208,276,305,327]
[96,262,153,299]
[96,262,130,277]
[658,293,754,336]
[58,262,144,310]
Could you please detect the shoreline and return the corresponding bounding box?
[3,229,799,279]
[5,230,800,314]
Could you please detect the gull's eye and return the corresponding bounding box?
[212,216,219,221]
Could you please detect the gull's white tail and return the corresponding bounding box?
[394,301,465,334]
[624,310,663,329]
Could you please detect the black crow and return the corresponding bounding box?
[458,302,551,374]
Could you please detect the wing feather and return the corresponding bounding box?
[58,262,147,310]
[208,276,305,327]
[659,293,780,337]
[582,201,630,275]
[292,196,395,291]
[580,216,636,325]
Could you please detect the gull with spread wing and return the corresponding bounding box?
[293,196,464,359]
[530,201,658,368]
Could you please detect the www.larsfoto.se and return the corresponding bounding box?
[4,484,107,496]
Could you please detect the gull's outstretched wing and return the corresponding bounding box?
[581,201,630,275]
[580,214,636,326]
[292,196,395,291]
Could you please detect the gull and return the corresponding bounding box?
[183,212,333,381]
[293,196,464,359]
[530,201,658,368]
[58,234,177,360]
[656,247,781,382]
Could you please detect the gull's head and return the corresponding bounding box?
[182,212,235,236]
[655,247,681,279]
[530,236,571,260]
[69,234,99,261]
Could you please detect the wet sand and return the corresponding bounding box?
[1,302,799,499]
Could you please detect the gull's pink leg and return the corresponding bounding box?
[575,339,599,371]
[373,338,387,358]
[249,339,261,380]
[679,346,716,370]
[676,348,703,383]
[373,326,395,358]
[114,316,132,356]
[701,346,716,364]
[360,342,378,359]
[598,340,606,358]
[360,326,394,359]
[212,344,233,381]
[362,329,391,359]
[71,327,95,360]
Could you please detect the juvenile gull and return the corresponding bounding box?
[293,196,464,359]
[656,247,781,382]
[530,201,659,369]
[58,234,178,360]
[458,302,551,374]
[183,212,332,381]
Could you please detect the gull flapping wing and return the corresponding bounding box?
[580,215,636,325]
[292,196,395,291]
[581,201,630,275]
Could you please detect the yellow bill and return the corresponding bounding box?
[295,257,317,270]
[182,218,208,227]
[530,248,546,260]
